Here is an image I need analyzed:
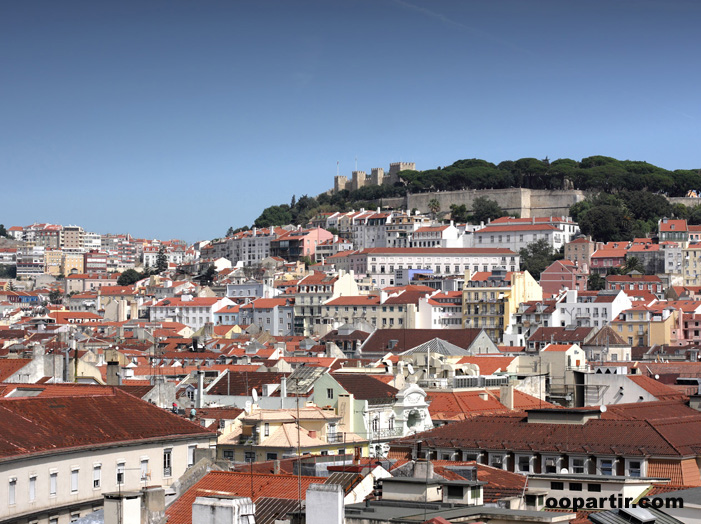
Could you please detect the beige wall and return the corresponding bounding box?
[0,436,214,524]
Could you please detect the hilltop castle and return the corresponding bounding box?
[333,161,415,193]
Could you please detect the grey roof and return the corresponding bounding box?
[649,485,701,505]
[325,472,361,492]
[401,337,472,356]
[590,507,684,524]
[74,509,104,524]
[286,366,328,394]
[255,497,301,524]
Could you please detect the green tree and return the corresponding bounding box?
[299,255,314,267]
[254,205,293,228]
[449,204,470,223]
[519,238,558,280]
[202,265,217,285]
[48,288,63,304]
[0,265,16,279]
[428,198,441,219]
[0,224,10,238]
[578,205,633,242]
[117,269,144,286]
[472,197,505,224]
[588,273,606,291]
[156,246,168,273]
[621,256,645,275]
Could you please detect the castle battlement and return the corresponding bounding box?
[332,161,415,193]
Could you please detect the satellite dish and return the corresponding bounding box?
[560,468,569,474]
[599,405,607,413]
[654,374,660,380]
[251,388,258,403]
[407,363,415,375]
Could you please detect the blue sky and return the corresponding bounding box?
[2,0,700,242]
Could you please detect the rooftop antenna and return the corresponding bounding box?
[337,161,339,177]
[355,156,358,171]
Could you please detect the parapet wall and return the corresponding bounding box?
[406,188,586,218]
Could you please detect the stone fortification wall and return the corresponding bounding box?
[406,188,586,218]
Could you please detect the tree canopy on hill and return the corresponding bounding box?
[398,156,701,195]
[243,156,701,236]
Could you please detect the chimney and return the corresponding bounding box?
[104,491,142,524]
[307,484,344,524]
[106,361,122,386]
[280,376,287,398]
[500,384,515,410]
[141,486,165,524]
[413,459,434,479]
[192,496,255,524]
[196,369,205,409]
[479,392,489,401]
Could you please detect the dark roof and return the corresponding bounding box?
[528,326,595,344]
[397,400,701,458]
[334,374,398,404]
[361,329,485,354]
[207,371,289,396]
[0,387,214,461]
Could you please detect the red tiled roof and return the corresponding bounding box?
[0,387,213,461]
[356,247,517,255]
[456,356,516,374]
[0,359,32,381]
[659,219,688,232]
[476,224,559,233]
[333,374,398,403]
[362,329,485,353]
[166,471,326,524]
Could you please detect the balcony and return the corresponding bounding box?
[372,428,403,440]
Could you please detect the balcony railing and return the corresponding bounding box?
[372,428,403,440]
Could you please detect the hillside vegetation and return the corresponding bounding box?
[235,156,701,232]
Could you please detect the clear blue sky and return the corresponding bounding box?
[2,0,700,242]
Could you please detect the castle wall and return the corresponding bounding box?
[406,188,586,218]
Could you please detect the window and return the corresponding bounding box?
[543,456,557,473]
[91,465,102,489]
[489,454,504,469]
[163,449,172,477]
[266,452,278,460]
[71,514,81,523]
[628,460,642,478]
[599,458,614,476]
[588,483,602,492]
[71,468,79,493]
[50,472,57,496]
[571,457,586,475]
[244,451,255,463]
[223,450,235,461]
[446,485,463,498]
[117,462,125,485]
[550,482,564,490]
[569,482,582,491]
[264,423,270,437]
[517,455,531,473]
[327,388,334,399]
[141,459,149,481]
[50,518,58,524]
[29,475,36,501]
[9,478,16,505]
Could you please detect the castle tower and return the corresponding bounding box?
[351,171,368,191]
[387,162,416,185]
[370,167,385,186]
[334,175,349,193]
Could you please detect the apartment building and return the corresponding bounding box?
[149,296,235,330]
[347,248,519,289]
[462,268,542,343]
[293,271,359,336]
[0,385,215,524]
